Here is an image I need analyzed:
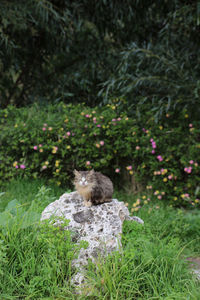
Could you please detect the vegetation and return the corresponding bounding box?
[0,179,200,299]
[1,1,199,117]
[1,1,200,298]
[1,103,200,208]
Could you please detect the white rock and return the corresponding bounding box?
[41,191,144,287]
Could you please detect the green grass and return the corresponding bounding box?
[0,179,200,299]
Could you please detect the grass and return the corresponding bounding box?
[0,179,200,299]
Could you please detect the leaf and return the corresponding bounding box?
[5,199,21,215]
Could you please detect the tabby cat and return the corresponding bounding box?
[73,169,113,207]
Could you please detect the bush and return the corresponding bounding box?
[0,102,199,208]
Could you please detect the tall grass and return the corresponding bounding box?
[0,179,200,299]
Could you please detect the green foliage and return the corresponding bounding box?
[100,2,200,117]
[1,103,200,208]
[1,0,199,116]
[0,185,85,299]
[0,0,136,108]
[1,179,200,299]
[84,220,199,299]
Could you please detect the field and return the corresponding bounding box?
[0,179,200,299]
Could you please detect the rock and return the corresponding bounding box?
[41,191,144,288]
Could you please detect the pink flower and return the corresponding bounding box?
[136,146,140,150]
[189,160,194,164]
[43,123,47,126]
[42,127,46,131]
[20,164,26,169]
[112,119,116,122]
[100,141,104,146]
[97,124,101,127]
[168,175,173,180]
[66,131,71,136]
[86,161,90,166]
[39,144,43,147]
[117,117,122,121]
[157,155,163,162]
[33,146,38,150]
[15,165,19,169]
[152,150,155,154]
[85,114,90,118]
[150,138,154,142]
[189,124,193,128]
[157,195,162,200]
[126,166,132,170]
[184,166,192,173]
[152,143,157,149]
[115,168,120,173]
[42,165,47,170]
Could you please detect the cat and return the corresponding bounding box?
[73,169,113,207]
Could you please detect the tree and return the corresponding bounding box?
[1,0,199,116]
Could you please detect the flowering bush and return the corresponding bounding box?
[0,102,199,208]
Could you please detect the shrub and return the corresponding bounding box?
[0,102,199,208]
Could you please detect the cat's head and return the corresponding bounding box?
[73,169,95,187]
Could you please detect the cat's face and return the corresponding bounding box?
[74,170,95,187]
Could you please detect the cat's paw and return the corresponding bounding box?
[84,200,92,207]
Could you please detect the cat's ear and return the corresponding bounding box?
[74,169,79,176]
[90,169,95,175]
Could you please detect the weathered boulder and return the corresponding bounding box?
[41,191,144,286]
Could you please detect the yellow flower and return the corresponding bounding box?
[133,203,137,207]
[129,170,134,175]
[14,124,18,128]
[181,194,185,199]
[81,112,85,116]
[56,169,60,173]
[163,178,168,182]
[142,195,146,199]
[4,114,7,117]
[40,149,44,153]
[195,199,199,203]
[13,161,18,167]
[134,207,139,211]
[159,126,163,130]
[125,202,129,207]
[96,143,100,148]
[57,181,61,186]
[45,161,49,165]
[125,117,129,120]
[66,145,71,149]
[92,111,96,114]
[111,105,116,110]
[174,197,178,201]
[136,199,141,204]
[144,200,148,204]
[64,118,69,123]
[185,114,189,118]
